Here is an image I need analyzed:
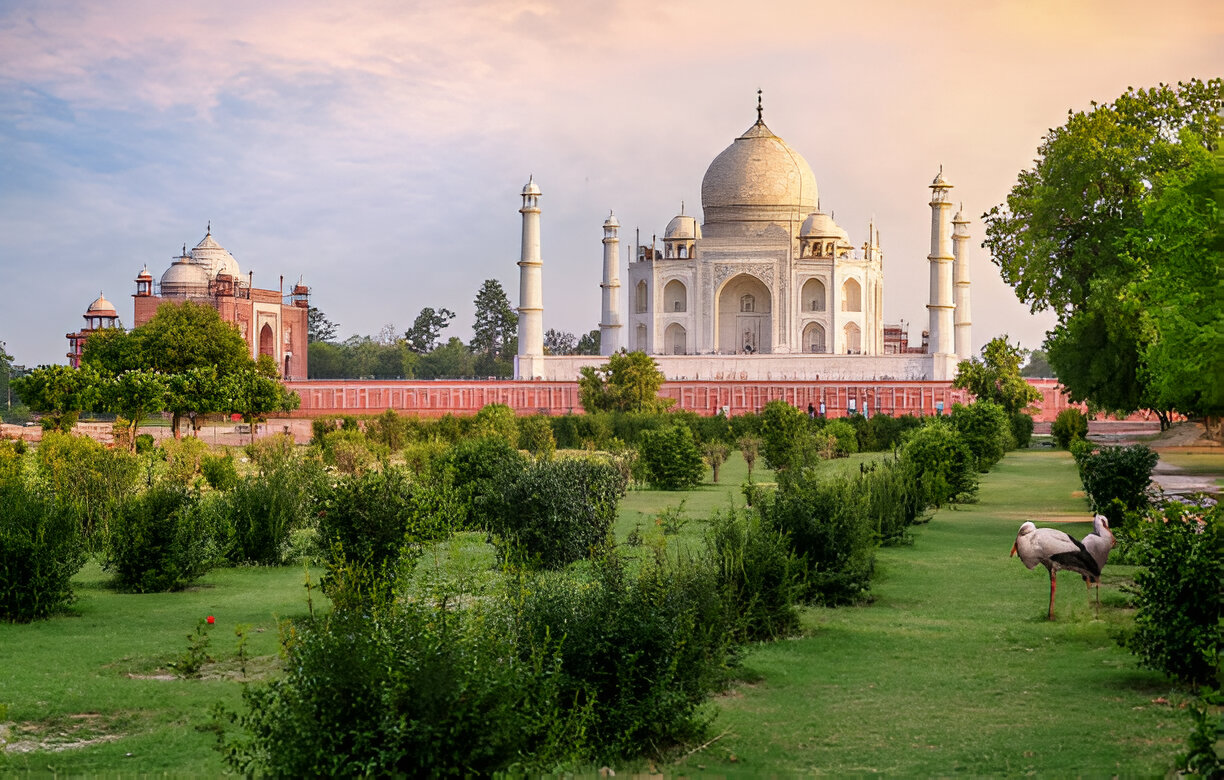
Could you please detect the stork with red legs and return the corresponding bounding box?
[1010,521,1101,620]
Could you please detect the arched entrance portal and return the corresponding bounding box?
[259,323,275,358]
[716,274,772,354]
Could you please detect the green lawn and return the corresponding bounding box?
[0,450,1198,774]
[680,451,1188,776]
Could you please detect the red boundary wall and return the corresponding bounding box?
[284,377,1119,424]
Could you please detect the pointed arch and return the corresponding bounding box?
[802,278,827,312]
[841,278,862,312]
[663,279,687,313]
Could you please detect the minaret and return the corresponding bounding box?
[951,204,973,362]
[927,168,957,380]
[516,176,544,379]
[599,211,622,355]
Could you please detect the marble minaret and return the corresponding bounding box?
[927,168,957,380]
[515,176,544,379]
[951,204,973,362]
[599,211,622,355]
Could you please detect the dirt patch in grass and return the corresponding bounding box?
[1,712,132,754]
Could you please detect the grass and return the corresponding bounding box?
[1157,451,1224,487]
[0,449,1201,774]
[677,450,1189,776]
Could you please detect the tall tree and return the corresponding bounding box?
[543,328,577,355]
[404,307,456,354]
[952,336,1042,415]
[307,306,339,344]
[219,367,301,443]
[578,351,673,413]
[1020,349,1054,378]
[983,78,1222,417]
[103,370,169,450]
[576,329,601,356]
[11,364,102,431]
[418,337,475,379]
[0,340,12,413]
[471,279,517,360]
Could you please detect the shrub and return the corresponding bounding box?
[899,423,978,508]
[1010,412,1035,449]
[760,400,806,470]
[200,449,239,491]
[319,428,378,474]
[34,431,140,543]
[637,424,705,490]
[862,458,925,544]
[161,435,210,486]
[0,484,86,621]
[518,415,557,460]
[317,468,454,598]
[824,419,859,457]
[487,457,626,569]
[134,433,155,454]
[508,549,734,760]
[702,440,731,482]
[1051,407,1088,449]
[0,440,24,489]
[761,471,877,605]
[310,417,339,445]
[432,436,528,530]
[949,401,1012,472]
[1123,503,1222,689]
[1072,443,1159,529]
[213,458,325,565]
[216,597,588,776]
[706,508,802,641]
[245,432,297,473]
[105,484,216,592]
[472,403,519,444]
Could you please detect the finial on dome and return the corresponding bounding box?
[680,200,685,215]
[756,89,763,123]
[207,220,211,235]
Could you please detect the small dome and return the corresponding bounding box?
[190,229,241,279]
[664,214,701,240]
[85,293,117,317]
[800,211,849,242]
[701,118,818,225]
[136,265,153,280]
[522,176,541,196]
[160,257,210,296]
[603,212,620,229]
[930,167,952,188]
[952,203,969,224]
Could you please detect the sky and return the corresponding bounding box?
[1,0,1221,368]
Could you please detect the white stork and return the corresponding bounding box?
[1010,521,1101,620]
[1081,514,1116,610]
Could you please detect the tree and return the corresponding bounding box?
[576,329,601,356]
[11,364,101,431]
[1020,349,1054,378]
[103,370,169,451]
[417,337,475,379]
[220,368,301,443]
[577,351,672,413]
[1128,146,1224,423]
[307,306,339,343]
[471,279,517,360]
[0,340,12,414]
[952,336,1042,415]
[983,78,1223,419]
[404,307,455,354]
[90,300,252,378]
[543,328,577,356]
[638,425,705,490]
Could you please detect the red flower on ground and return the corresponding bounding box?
[206,615,215,625]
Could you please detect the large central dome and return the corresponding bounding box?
[700,118,818,227]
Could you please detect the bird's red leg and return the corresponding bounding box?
[1048,570,1057,620]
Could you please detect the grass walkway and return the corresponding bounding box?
[679,450,1187,775]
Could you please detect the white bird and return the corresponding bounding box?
[1081,514,1116,610]
[1010,521,1101,620]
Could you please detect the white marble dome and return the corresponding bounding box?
[701,119,818,224]
[190,230,241,279]
[160,256,210,295]
[664,214,701,240]
[85,292,117,316]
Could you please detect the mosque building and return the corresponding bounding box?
[515,96,974,383]
[68,226,310,379]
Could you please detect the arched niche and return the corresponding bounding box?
[635,280,649,314]
[843,321,862,354]
[259,323,275,357]
[665,322,687,355]
[802,322,827,354]
[801,278,827,312]
[841,278,862,312]
[716,274,772,354]
[663,279,687,313]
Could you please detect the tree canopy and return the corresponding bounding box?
[471,279,517,377]
[983,78,1222,422]
[83,300,252,378]
[404,307,455,354]
[952,336,1042,415]
[578,351,673,413]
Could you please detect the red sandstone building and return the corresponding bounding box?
[70,227,310,378]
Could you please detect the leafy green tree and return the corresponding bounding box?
[471,279,517,365]
[417,337,475,379]
[1128,145,1224,422]
[307,306,339,343]
[102,370,169,450]
[166,366,220,436]
[544,329,577,355]
[576,329,601,355]
[637,425,705,490]
[11,364,102,431]
[404,307,455,354]
[578,351,672,413]
[983,78,1222,420]
[953,336,1043,415]
[471,403,519,444]
[219,368,301,442]
[91,300,252,377]
[1020,349,1054,378]
[759,399,806,470]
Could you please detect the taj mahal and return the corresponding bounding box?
[514,96,974,384]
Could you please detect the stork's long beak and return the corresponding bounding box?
[1010,542,1018,557]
